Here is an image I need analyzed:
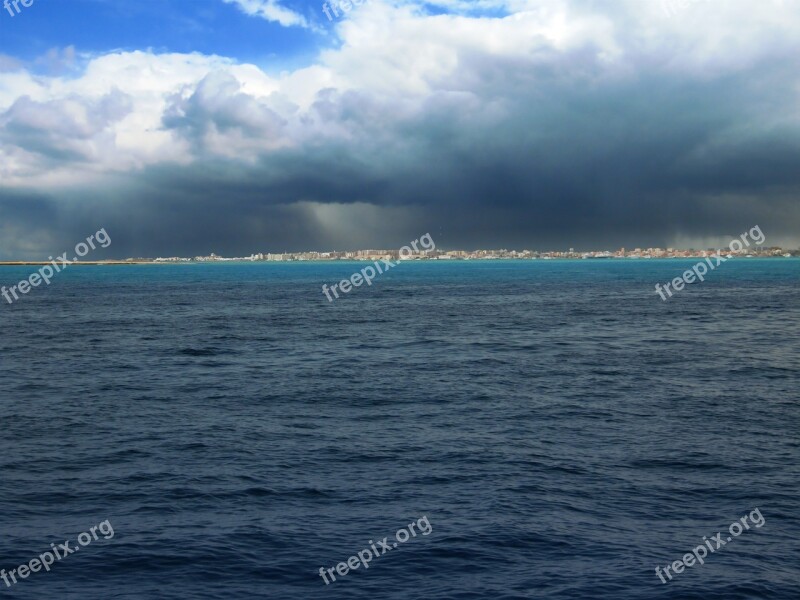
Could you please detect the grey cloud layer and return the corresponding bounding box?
[1,1,799,258]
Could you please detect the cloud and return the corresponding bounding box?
[0,54,23,73]
[1,89,133,163]
[162,71,288,156]
[222,0,309,28]
[1,0,800,258]
[35,46,79,75]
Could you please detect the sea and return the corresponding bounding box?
[1,259,798,599]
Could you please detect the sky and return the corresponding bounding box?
[0,0,799,258]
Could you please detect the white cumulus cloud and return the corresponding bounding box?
[222,0,309,28]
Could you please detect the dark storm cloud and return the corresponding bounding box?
[3,54,800,259]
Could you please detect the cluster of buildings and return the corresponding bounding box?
[148,246,797,263]
[535,246,796,259]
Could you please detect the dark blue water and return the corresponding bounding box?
[1,259,798,599]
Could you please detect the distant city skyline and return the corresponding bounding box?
[145,244,797,263]
[4,242,798,266]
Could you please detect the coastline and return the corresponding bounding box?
[0,261,154,266]
[1,257,797,266]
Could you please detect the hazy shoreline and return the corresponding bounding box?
[1,257,797,267]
